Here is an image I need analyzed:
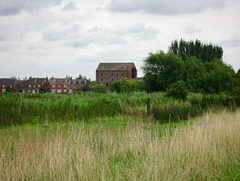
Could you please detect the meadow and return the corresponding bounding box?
[0,111,240,180]
[0,92,240,180]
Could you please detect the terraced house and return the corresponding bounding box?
[0,78,17,93]
[49,77,74,94]
[23,77,50,93]
[96,63,137,87]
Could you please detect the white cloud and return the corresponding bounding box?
[221,34,240,47]
[184,24,202,34]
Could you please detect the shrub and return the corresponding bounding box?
[229,86,240,96]
[92,83,108,93]
[81,85,91,92]
[165,81,188,101]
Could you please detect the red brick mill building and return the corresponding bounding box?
[96,63,137,87]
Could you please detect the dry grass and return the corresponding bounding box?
[0,111,240,180]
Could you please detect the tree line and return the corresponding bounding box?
[142,39,239,94]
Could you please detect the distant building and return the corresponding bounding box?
[49,77,73,94]
[74,78,91,89]
[22,77,49,93]
[16,80,29,93]
[0,78,17,93]
[96,63,137,87]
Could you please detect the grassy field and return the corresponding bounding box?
[0,92,240,180]
[0,111,240,180]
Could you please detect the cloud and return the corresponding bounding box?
[107,0,238,14]
[117,23,159,40]
[0,0,62,16]
[43,23,82,41]
[65,26,127,48]
[222,34,240,47]
[62,2,76,11]
[184,24,202,34]
[62,24,159,48]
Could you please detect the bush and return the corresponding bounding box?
[110,78,146,93]
[81,85,91,92]
[92,83,108,93]
[229,86,240,96]
[165,81,188,101]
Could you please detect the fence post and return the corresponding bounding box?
[147,98,151,116]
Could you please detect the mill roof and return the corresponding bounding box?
[96,63,135,71]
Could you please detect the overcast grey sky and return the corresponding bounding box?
[0,0,240,80]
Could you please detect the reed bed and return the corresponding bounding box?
[0,92,172,125]
[0,111,239,180]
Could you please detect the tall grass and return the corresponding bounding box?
[0,92,172,125]
[152,94,240,123]
[0,111,239,180]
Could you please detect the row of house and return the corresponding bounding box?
[0,62,140,93]
[0,77,91,94]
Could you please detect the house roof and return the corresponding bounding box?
[49,78,72,86]
[96,63,136,71]
[28,78,46,85]
[0,79,16,86]
[16,80,28,90]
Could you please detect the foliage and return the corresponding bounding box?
[91,80,96,87]
[39,88,46,94]
[76,74,87,79]
[181,57,205,92]
[165,81,188,101]
[142,40,236,93]
[201,59,236,93]
[81,85,91,92]
[6,85,12,93]
[109,78,145,93]
[169,39,223,62]
[152,94,238,123]
[141,51,184,92]
[92,83,108,93]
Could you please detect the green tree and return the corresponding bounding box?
[181,57,205,92]
[91,81,96,87]
[77,74,87,79]
[141,51,184,92]
[92,83,107,93]
[169,39,223,63]
[109,78,145,93]
[81,85,91,92]
[165,81,188,101]
[202,59,236,93]
[6,85,12,93]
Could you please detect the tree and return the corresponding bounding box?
[169,39,223,63]
[141,51,184,92]
[202,59,236,93]
[109,78,145,93]
[91,81,96,87]
[181,57,205,92]
[6,85,12,93]
[92,83,107,93]
[77,74,87,79]
[165,81,188,101]
[81,85,91,92]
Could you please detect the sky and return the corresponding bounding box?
[0,0,240,80]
